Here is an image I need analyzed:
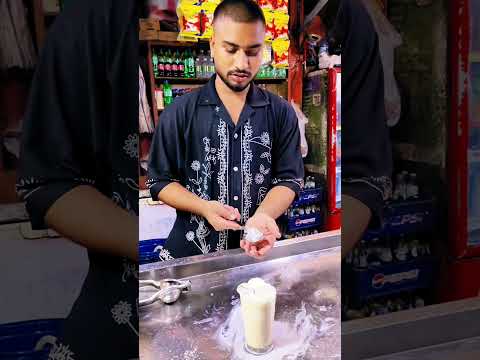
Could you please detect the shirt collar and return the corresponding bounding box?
[199,74,270,107]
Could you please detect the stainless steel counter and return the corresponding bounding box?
[343,297,480,360]
[139,230,341,360]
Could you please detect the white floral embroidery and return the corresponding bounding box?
[48,341,75,360]
[123,134,139,159]
[118,175,139,191]
[260,132,270,146]
[74,177,95,185]
[271,177,304,190]
[191,160,201,171]
[111,301,138,336]
[186,231,195,241]
[259,164,270,175]
[257,187,268,205]
[122,258,138,283]
[189,215,211,254]
[260,151,272,163]
[343,176,392,200]
[16,177,42,200]
[216,119,229,252]
[255,173,264,185]
[154,245,175,261]
[241,120,254,223]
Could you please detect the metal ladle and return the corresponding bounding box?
[139,279,191,306]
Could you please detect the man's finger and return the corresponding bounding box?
[221,219,242,230]
[218,205,237,221]
[258,242,273,256]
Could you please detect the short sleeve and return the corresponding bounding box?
[339,0,393,216]
[271,102,305,196]
[146,104,186,200]
[16,1,109,229]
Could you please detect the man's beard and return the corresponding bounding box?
[216,69,255,92]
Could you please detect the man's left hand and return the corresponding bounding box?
[240,212,281,259]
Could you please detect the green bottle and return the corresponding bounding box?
[163,80,173,105]
[152,50,159,78]
[177,50,185,78]
[183,49,190,78]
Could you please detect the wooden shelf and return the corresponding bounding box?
[154,77,209,84]
[255,78,287,82]
[148,39,208,47]
[153,76,286,84]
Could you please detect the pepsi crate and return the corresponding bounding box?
[287,212,323,232]
[347,256,436,301]
[383,198,436,236]
[0,319,63,359]
[291,187,324,207]
[139,238,166,265]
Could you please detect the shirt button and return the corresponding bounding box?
[233,166,238,172]
[234,133,238,139]
[233,195,239,201]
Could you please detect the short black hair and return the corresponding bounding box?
[213,0,266,26]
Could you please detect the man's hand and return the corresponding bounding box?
[202,201,242,231]
[240,212,281,259]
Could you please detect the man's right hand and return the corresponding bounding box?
[202,201,242,231]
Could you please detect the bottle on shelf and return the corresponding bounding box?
[406,173,419,199]
[207,50,215,77]
[152,49,159,78]
[171,49,179,77]
[158,49,165,77]
[195,50,203,79]
[163,80,173,106]
[182,49,189,78]
[188,49,196,78]
[177,50,184,78]
[198,50,206,78]
[164,49,172,77]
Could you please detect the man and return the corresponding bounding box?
[147,0,304,260]
[17,0,141,358]
[324,0,393,256]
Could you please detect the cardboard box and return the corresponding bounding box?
[158,32,181,42]
[139,18,160,31]
[139,29,159,41]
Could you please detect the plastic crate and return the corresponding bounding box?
[384,198,436,236]
[347,256,436,301]
[139,238,166,265]
[0,319,63,359]
[291,187,324,207]
[287,212,323,232]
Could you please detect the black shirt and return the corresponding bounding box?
[335,0,393,215]
[16,1,139,358]
[147,75,304,259]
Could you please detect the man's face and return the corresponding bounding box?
[210,16,265,92]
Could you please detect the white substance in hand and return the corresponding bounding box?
[244,227,263,243]
[236,278,276,352]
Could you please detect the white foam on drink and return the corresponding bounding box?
[215,302,321,360]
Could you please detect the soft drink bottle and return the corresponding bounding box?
[195,51,203,79]
[163,80,173,105]
[165,49,172,77]
[152,49,159,78]
[158,49,165,77]
[171,50,179,77]
[183,49,189,78]
[177,50,184,78]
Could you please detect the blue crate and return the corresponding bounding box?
[291,187,324,207]
[287,212,323,232]
[347,256,436,301]
[384,198,436,236]
[0,319,63,359]
[139,238,167,265]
